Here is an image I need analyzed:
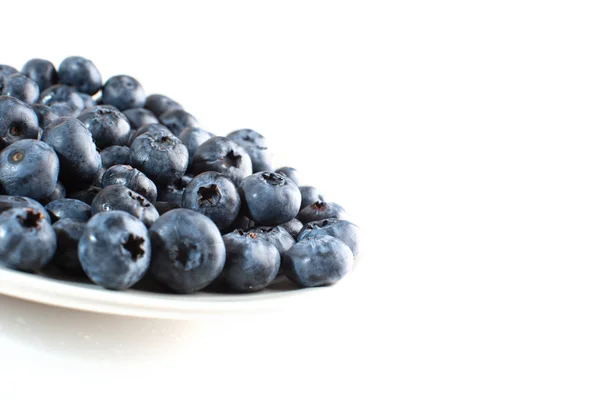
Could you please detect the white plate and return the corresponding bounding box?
[0,263,354,319]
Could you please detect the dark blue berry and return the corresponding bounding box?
[297,201,348,223]
[127,123,172,146]
[48,102,79,117]
[101,164,157,203]
[190,137,252,185]
[0,207,56,272]
[31,104,59,129]
[149,208,226,293]
[41,117,102,189]
[67,186,101,205]
[218,230,280,292]
[78,105,131,149]
[299,186,325,209]
[52,218,85,274]
[102,75,146,111]
[297,218,360,257]
[283,236,353,287]
[178,127,214,158]
[144,94,182,117]
[39,84,85,112]
[21,59,58,92]
[57,56,102,95]
[0,139,59,200]
[279,218,303,239]
[101,145,131,169]
[182,171,240,231]
[91,185,159,227]
[248,225,296,260]
[0,65,18,78]
[45,198,92,223]
[0,195,50,221]
[78,92,96,109]
[159,109,198,135]
[130,130,188,186]
[154,201,181,215]
[1,73,39,104]
[123,108,159,130]
[275,167,300,186]
[78,211,151,290]
[156,175,192,205]
[40,181,66,205]
[239,172,301,226]
[227,129,273,173]
[0,95,41,149]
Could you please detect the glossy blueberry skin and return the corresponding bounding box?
[123,108,159,130]
[21,59,58,92]
[227,129,273,173]
[275,167,300,186]
[67,186,101,205]
[0,65,18,78]
[100,145,130,169]
[52,218,85,273]
[297,201,348,223]
[1,73,39,104]
[78,105,131,149]
[128,123,172,146]
[78,211,151,290]
[39,84,85,112]
[101,164,157,203]
[31,104,59,129]
[154,201,181,215]
[239,172,301,226]
[159,109,198,135]
[144,94,183,117]
[229,215,256,232]
[248,225,295,260]
[48,102,79,118]
[0,195,50,221]
[41,117,102,189]
[156,175,192,205]
[0,207,56,272]
[91,185,159,227]
[219,230,280,292]
[0,139,59,200]
[149,209,226,293]
[279,218,303,239]
[297,218,360,257]
[45,199,92,223]
[102,75,146,111]
[0,96,41,149]
[182,172,240,231]
[130,131,189,186]
[78,93,96,109]
[57,56,102,95]
[178,127,214,158]
[190,137,252,185]
[283,235,353,287]
[40,181,66,205]
[299,186,325,209]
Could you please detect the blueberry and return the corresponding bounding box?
[190,137,252,185]
[57,56,102,95]
[41,117,102,189]
[40,181,66,205]
[178,127,214,158]
[21,59,58,92]
[0,95,41,149]
[0,207,56,272]
[52,218,85,274]
[159,109,198,135]
[78,211,151,290]
[182,172,240,231]
[78,92,96,109]
[123,108,159,130]
[279,218,303,239]
[299,186,325,209]
[0,65,18,78]
[130,130,188,186]
[101,145,131,169]
[218,230,280,292]
[1,73,39,104]
[297,218,360,257]
[239,172,301,226]
[78,105,131,149]
[101,164,157,203]
[144,94,183,117]
[45,198,92,223]
[154,201,181,215]
[39,84,85,112]
[31,104,59,129]
[48,102,80,118]
[229,214,256,232]
[91,185,159,227]
[0,139,59,200]
[275,167,300,186]
[297,201,348,223]
[227,129,273,173]
[248,225,295,260]
[156,175,192,205]
[0,195,50,221]
[67,186,102,205]
[102,75,146,111]
[92,167,105,187]
[149,208,226,293]
[283,236,353,287]
[128,123,172,146]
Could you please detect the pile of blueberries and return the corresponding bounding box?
[0,56,360,293]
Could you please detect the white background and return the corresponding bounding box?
[0,0,599,399]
